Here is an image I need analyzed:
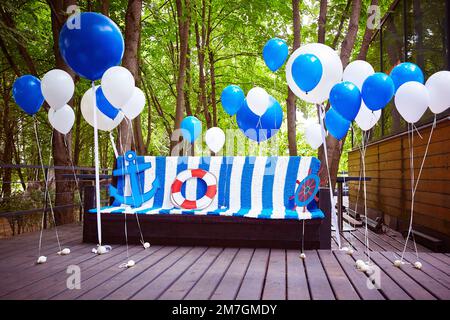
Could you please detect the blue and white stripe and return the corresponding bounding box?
[92,156,325,220]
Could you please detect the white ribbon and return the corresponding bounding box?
[317,104,341,248]
[92,81,102,246]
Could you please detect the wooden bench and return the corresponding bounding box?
[82,156,332,249]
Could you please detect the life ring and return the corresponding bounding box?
[171,169,217,210]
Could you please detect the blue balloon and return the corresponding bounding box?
[262,38,289,72]
[236,96,283,143]
[329,81,362,121]
[181,116,202,143]
[96,87,119,120]
[325,108,351,140]
[292,53,323,93]
[221,85,245,116]
[361,73,395,111]
[12,75,44,116]
[59,12,124,81]
[390,62,424,92]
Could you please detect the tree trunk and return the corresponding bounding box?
[0,35,21,76]
[318,0,328,44]
[185,44,193,116]
[73,96,82,165]
[1,86,13,199]
[357,0,378,60]
[194,0,211,129]
[339,0,361,67]
[286,0,301,156]
[98,0,110,15]
[117,0,144,154]
[209,51,217,127]
[331,0,351,49]
[206,1,216,127]
[48,0,77,225]
[0,5,38,75]
[412,0,424,67]
[318,0,362,189]
[0,6,37,75]
[172,0,191,153]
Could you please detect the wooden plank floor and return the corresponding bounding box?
[0,223,449,300]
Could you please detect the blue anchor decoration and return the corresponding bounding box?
[109,151,160,208]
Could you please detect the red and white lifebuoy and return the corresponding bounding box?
[171,169,217,210]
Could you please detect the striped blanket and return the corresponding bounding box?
[91,156,324,220]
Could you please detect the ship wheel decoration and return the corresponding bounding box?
[293,173,320,209]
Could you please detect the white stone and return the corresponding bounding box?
[394,259,403,267]
[97,246,107,255]
[58,248,71,255]
[37,256,47,264]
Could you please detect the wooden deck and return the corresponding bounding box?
[0,223,449,300]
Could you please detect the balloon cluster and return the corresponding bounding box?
[282,41,450,148]
[221,84,283,143]
[12,70,76,134]
[216,37,289,144]
[43,69,76,134]
[12,12,148,136]
[80,66,145,132]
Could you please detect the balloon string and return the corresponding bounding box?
[256,116,269,148]
[400,123,415,262]
[92,81,102,246]
[413,115,436,196]
[63,134,84,217]
[317,104,341,248]
[127,117,146,246]
[33,118,62,255]
[361,130,371,264]
[301,218,305,254]
[124,201,129,259]
[399,115,436,262]
[114,123,130,263]
[348,125,364,251]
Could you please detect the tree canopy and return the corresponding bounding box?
[0,0,392,229]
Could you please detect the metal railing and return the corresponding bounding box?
[0,163,111,236]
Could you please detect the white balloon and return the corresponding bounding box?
[395,82,429,124]
[425,71,450,114]
[121,87,145,120]
[81,86,124,131]
[343,60,375,90]
[355,102,381,131]
[304,122,323,149]
[246,87,270,116]
[205,127,225,153]
[48,105,75,135]
[101,66,135,109]
[41,69,74,110]
[286,43,343,104]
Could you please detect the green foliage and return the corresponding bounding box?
[0,0,393,190]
